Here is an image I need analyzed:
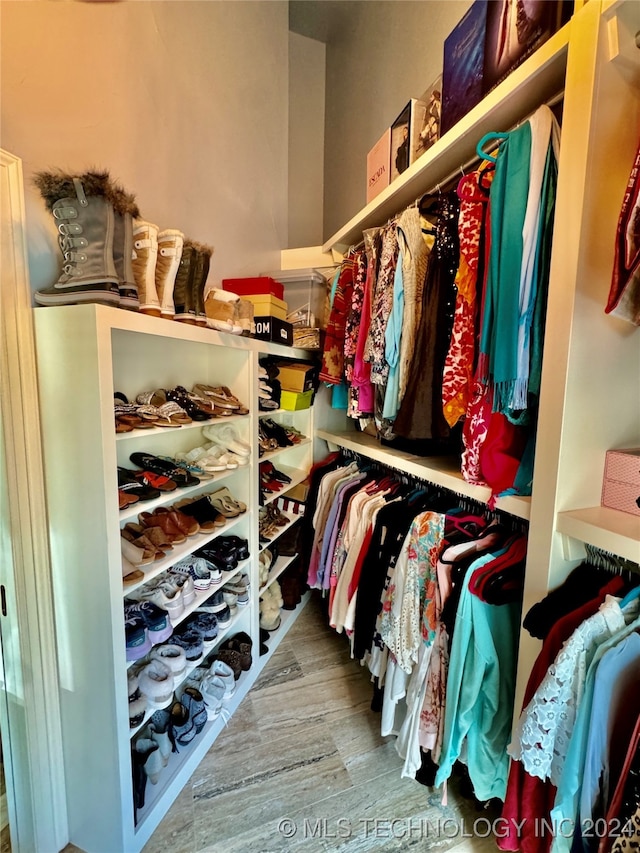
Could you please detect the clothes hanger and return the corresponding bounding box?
[475,131,510,163]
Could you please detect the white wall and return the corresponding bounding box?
[0,0,289,293]
[321,0,471,239]
[288,32,326,248]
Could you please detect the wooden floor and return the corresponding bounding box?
[137,592,501,853]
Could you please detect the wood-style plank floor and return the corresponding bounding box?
[140,592,501,853]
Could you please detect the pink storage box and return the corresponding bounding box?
[221,276,284,301]
[601,447,640,516]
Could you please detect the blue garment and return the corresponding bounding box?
[550,607,640,853]
[578,632,640,851]
[434,550,522,801]
[382,247,404,420]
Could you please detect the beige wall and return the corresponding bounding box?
[288,31,326,248]
[322,0,471,240]
[0,0,289,293]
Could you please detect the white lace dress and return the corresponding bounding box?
[508,595,626,785]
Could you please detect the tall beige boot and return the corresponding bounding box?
[132,220,160,316]
[155,229,184,319]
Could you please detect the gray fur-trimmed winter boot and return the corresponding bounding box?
[131,220,161,316]
[155,229,184,319]
[111,185,140,311]
[33,170,121,307]
[173,240,196,322]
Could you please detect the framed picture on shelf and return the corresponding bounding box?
[390,98,428,182]
[415,74,443,159]
[441,0,487,137]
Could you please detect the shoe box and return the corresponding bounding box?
[253,316,294,347]
[276,361,318,393]
[280,389,313,410]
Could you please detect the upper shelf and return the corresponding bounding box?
[322,21,571,253]
[34,304,315,360]
[316,428,531,520]
[557,506,640,564]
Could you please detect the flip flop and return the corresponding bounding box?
[129,453,200,487]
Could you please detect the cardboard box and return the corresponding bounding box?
[221,276,284,301]
[277,362,318,393]
[280,389,313,411]
[253,316,293,346]
[601,448,640,516]
[390,99,428,182]
[441,0,488,137]
[366,127,391,203]
[243,294,288,321]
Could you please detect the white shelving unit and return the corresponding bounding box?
[313,0,640,720]
[33,304,316,853]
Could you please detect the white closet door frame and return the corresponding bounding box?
[0,149,67,851]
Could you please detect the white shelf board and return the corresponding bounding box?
[557,506,640,564]
[316,429,531,520]
[259,554,298,595]
[322,22,570,253]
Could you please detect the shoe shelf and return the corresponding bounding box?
[124,515,250,595]
[115,412,250,442]
[129,598,251,738]
[259,510,300,553]
[118,468,245,524]
[316,428,532,520]
[259,553,299,595]
[259,436,311,463]
[258,408,286,418]
[33,301,320,852]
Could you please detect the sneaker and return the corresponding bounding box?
[138,658,174,709]
[197,588,227,614]
[136,581,185,623]
[180,686,208,734]
[148,708,172,767]
[149,644,187,681]
[133,735,163,786]
[220,631,252,671]
[125,613,152,661]
[170,628,204,663]
[208,659,236,699]
[162,572,196,606]
[221,581,249,607]
[168,700,196,752]
[199,674,226,721]
[170,557,212,591]
[124,599,173,645]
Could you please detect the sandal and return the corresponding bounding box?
[135,403,186,428]
[154,506,200,536]
[208,486,247,518]
[192,384,241,413]
[166,387,212,421]
[129,453,200,487]
[118,467,161,503]
[138,510,187,544]
[134,470,178,492]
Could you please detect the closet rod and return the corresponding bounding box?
[412,88,566,204]
[337,447,529,526]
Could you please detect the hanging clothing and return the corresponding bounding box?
[394,191,460,440]
[320,258,355,385]
[605,138,640,326]
[434,547,523,802]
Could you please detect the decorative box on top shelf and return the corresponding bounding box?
[602,447,640,517]
[366,127,392,203]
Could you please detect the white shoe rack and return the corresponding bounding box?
[33,304,315,853]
